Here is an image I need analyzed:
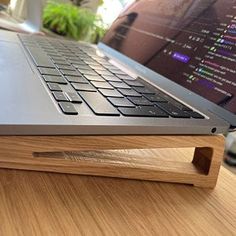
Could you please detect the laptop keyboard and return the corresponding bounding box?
[19,35,204,119]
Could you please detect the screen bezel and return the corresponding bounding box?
[98,42,236,127]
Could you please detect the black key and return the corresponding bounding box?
[83,60,100,66]
[71,83,96,92]
[65,56,79,61]
[187,111,205,119]
[144,94,167,102]
[52,60,70,66]
[89,65,106,70]
[168,100,193,111]
[108,97,135,108]
[128,97,153,106]
[26,46,55,68]
[47,83,62,91]
[95,70,113,76]
[78,69,98,76]
[109,69,126,75]
[118,89,141,97]
[59,102,78,115]
[134,87,155,95]
[66,92,83,103]
[102,64,117,70]
[79,92,120,116]
[116,75,135,81]
[43,75,68,84]
[73,64,91,70]
[99,89,123,98]
[60,69,81,76]
[52,92,69,101]
[56,65,75,71]
[102,75,122,82]
[70,60,86,65]
[66,76,88,83]
[90,81,113,89]
[39,67,61,76]
[156,103,191,118]
[84,75,105,82]
[119,106,168,117]
[157,91,173,101]
[125,80,144,87]
[109,81,131,89]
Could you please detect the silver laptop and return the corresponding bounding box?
[0,0,235,135]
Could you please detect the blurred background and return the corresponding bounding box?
[0,0,134,43]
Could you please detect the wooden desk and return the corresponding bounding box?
[0,148,235,235]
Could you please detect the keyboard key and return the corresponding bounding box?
[71,83,96,92]
[66,76,88,83]
[89,65,106,70]
[125,80,144,87]
[79,92,120,116]
[99,89,123,98]
[60,69,81,76]
[168,100,193,111]
[39,67,61,76]
[109,81,131,89]
[43,75,68,84]
[56,65,75,71]
[84,75,105,82]
[108,69,127,75]
[73,64,91,70]
[127,97,153,106]
[66,92,83,103]
[26,46,55,68]
[102,75,122,82]
[52,60,71,66]
[47,83,62,91]
[83,60,99,66]
[78,69,98,75]
[59,102,78,115]
[95,70,113,76]
[52,92,69,101]
[70,60,86,66]
[119,106,168,117]
[187,111,205,119]
[103,64,117,70]
[156,103,191,118]
[134,87,155,95]
[116,75,135,81]
[144,94,167,102]
[118,89,142,97]
[90,81,113,89]
[108,97,135,107]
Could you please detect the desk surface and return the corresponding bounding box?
[0,148,235,236]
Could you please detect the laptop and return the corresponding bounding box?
[0,0,235,135]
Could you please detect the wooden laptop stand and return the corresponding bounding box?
[0,135,225,188]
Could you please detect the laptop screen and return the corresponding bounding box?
[102,0,236,115]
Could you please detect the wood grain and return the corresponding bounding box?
[0,135,225,187]
[0,148,235,236]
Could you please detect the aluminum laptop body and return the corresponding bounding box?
[0,0,235,135]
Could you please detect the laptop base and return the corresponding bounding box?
[0,135,224,188]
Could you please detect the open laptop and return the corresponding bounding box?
[0,0,235,135]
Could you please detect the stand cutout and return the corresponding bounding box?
[0,135,225,188]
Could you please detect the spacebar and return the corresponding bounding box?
[26,46,54,68]
[79,92,120,116]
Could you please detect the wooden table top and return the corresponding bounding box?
[0,148,235,236]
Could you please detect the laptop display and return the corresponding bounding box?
[102,0,236,115]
